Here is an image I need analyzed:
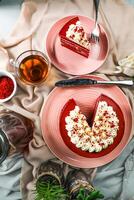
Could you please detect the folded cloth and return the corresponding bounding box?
[0,0,134,200]
[115,52,134,77]
[0,153,23,200]
[93,137,134,200]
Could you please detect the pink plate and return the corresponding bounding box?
[46,15,109,75]
[41,75,132,168]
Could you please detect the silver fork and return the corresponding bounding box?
[91,0,100,42]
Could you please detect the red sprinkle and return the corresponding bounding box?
[0,76,14,99]
[74,118,78,122]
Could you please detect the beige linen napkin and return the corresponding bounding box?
[0,0,134,199]
[116,52,134,76]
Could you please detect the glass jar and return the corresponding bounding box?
[0,108,34,164]
[36,160,65,186]
[66,170,94,200]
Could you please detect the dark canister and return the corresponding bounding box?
[0,108,34,164]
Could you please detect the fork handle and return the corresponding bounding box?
[93,0,100,23]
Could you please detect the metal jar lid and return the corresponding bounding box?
[0,129,10,164]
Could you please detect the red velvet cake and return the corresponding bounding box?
[59,17,91,58]
[60,95,123,153]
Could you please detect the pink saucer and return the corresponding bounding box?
[41,75,132,168]
[46,15,109,75]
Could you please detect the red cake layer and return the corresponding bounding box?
[59,17,90,58]
[60,37,89,58]
[60,95,124,158]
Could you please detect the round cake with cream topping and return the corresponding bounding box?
[65,101,119,153]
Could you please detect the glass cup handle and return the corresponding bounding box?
[9,59,16,68]
[9,59,17,76]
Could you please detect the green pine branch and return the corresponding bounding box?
[76,187,104,200]
[35,180,68,200]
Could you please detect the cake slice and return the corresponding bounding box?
[59,17,91,58]
[60,95,120,153]
[91,95,120,151]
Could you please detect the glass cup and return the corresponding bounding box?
[14,50,51,86]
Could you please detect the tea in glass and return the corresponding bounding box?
[15,50,50,85]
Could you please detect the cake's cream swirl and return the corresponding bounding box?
[65,101,119,152]
[66,21,90,49]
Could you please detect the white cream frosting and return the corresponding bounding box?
[65,102,119,153]
[66,20,90,49]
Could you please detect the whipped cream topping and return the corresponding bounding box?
[66,21,90,49]
[65,101,119,152]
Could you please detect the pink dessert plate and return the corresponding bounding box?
[46,15,109,75]
[41,75,132,168]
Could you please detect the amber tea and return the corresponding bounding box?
[18,54,49,84]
